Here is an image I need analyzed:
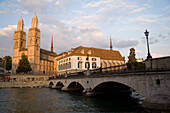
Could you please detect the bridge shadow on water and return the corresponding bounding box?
[60,89,145,113]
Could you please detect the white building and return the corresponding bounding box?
[55,45,125,75]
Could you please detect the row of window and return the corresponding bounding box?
[59,58,71,64]
[77,57,96,61]
[41,54,53,60]
[78,62,97,69]
[101,61,124,67]
[58,63,71,71]
[40,66,53,71]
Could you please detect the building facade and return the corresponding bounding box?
[12,14,125,75]
[55,46,125,75]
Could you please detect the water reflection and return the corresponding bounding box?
[0,88,145,112]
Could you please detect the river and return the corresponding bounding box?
[0,88,145,112]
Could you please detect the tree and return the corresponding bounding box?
[4,56,12,71]
[16,54,32,74]
[127,48,137,69]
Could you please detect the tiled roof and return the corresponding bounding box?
[57,46,124,61]
[40,48,57,57]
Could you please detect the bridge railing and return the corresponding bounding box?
[49,62,147,80]
[90,62,146,76]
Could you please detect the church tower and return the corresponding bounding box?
[51,36,53,52]
[12,16,26,73]
[27,13,41,74]
[110,36,113,50]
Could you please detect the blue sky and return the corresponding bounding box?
[0,0,170,61]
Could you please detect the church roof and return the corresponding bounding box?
[40,48,57,57]
[57,46,124,61]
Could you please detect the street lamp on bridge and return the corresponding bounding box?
[144,29,152,59]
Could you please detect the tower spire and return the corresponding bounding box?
[51,35,53,52]
[110,35,112,50]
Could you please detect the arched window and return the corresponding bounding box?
[85,62,90,69]
[20,41,23,48]
[78,62,82,69]
[108,62,111,67]
[69,62,71,69]
[35,39,37,44]
[15,41,18,47]
[112,62,116,66]
[92,62,96,68]
[104,61,107,67]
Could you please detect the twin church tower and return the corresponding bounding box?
[12,14,56,74]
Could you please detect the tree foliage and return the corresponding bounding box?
[4,56,12,71]
[16,54,32,74]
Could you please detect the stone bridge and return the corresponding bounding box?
[49,71,170,111]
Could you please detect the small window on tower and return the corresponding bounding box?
[35,39,37,44]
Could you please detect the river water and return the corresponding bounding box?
[0,88,145,113]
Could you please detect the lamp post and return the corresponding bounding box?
[144,29,152,59]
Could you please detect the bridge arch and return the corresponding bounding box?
[87,81,132,97]
[49,81,54,88]
[56,81,64,89]
[67,81,85,92]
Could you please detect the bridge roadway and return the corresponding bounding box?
[49,71,170,112]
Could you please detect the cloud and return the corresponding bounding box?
[132,17,155,23]
[130,7,145,14]
[0,25,17,56]
[0,25,17,37]
[0,9,11,14]
[113,39,139,48]
[152,53,168,58]
[17,0,52,12]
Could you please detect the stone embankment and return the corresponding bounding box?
[0,81,49,88]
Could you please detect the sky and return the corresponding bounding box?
[0,0,170,61]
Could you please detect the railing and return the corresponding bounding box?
[49,62,147,80]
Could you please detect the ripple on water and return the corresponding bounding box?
[0,88,145,112]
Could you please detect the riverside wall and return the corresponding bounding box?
[0,81,49,88]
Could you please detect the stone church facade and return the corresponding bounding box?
[12,14,125,75]
[12,14,57,75]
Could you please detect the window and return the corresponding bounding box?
[77,57,82,60]
[92,62,96,68]
[35,39,37,44]
[117,62,120,65]
[85,62,90,69]
[15,41,18,47]
[78,62,82,69]
[112,62,116,66]
[104,62,107,67]
[108,62,111,67]
[92,58,96,61]
[69,62,71,69]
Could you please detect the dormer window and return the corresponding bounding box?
[81,49,84,54]
[88,50,91,55]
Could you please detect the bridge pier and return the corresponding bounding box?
[143,95,170,113]
[62,86,84,92]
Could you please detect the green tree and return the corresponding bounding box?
[4,56,12,71]
[16,54,32,74]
